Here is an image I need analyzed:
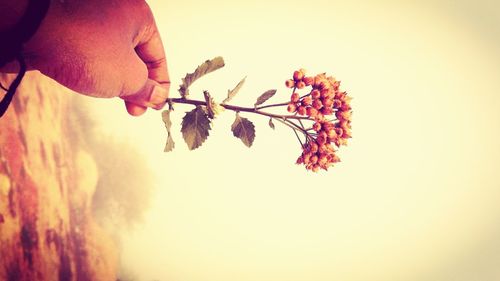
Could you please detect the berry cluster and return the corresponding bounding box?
[285,69,352,172]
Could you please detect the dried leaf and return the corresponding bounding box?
[222,76,246,104]
[179,57,225,98]
[231,114,255,147]
[268,118,275,130]
[162,110,175,152]
[164,135,175,152]
[181,106,211,150]
[254,89,277,107]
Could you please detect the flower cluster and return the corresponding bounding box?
[286,69,352,172]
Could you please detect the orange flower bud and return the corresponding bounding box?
[319,154,328,166]
[310,142,319,153]
[303,152,312,164]
[312,164,320,172]
[336,110,352,121]
[310,155,319,164]
[287,103,297,113]
[340,102,351,111]
[306,107,318,118]
[321,107,334,115]
[312,99,323,110]
[290,93,300,103]
[296,81,306,89]
[319,130,328,139]
[322,98,333,108]
[297,106,307,116]
[319,81,330,91]
[302,96,312,106]
[342,128,352,138]
[327,128,337,140]
[311,89,321,99]
[332,81,340,91]
[317,136,327,145]
[315,112,325,121]
[303,76,314,86]
[293,70,304,81]
[296,156,304,164]
[333,99,342,109]
[312,122,322,132]
[285,79,295,88]
[320,88,330,98]
[331,154,341,163]
[339,120,351,130]
[318,144,328,154]
[334,127,343,137]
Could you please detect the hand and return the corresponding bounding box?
[2,0,170,116]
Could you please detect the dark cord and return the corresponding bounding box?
[0,0,51,118]
[0,54,26,118]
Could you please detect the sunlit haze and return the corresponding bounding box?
[81,1,500,280]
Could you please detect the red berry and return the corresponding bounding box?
[287,103,297,113]
[293,70,304,81]
[285,79,295,88]
[312,99,323,110]
[297,106,307,116]
[290,93,300,103]
[303,76,314,86]
[306,107,318,118]
[302,96,312,106]
[312,122,322,132]
[311,89,321,99]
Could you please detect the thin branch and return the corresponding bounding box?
[167,98,310,120]
[255,102,289,110]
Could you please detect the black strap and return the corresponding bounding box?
[0,0,51,117]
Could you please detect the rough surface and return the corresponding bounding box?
[0,72,118,281]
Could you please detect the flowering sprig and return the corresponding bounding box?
[162,57,352,172]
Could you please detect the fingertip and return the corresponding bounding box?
[125,101,148,116]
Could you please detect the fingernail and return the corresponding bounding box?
[148,85,168,109]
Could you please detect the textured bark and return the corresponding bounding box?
[0,72,117,281]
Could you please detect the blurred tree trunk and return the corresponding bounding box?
[0,72,117,281]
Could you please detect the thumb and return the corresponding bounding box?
[122,79,168,116]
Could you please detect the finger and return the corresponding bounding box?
[122,78,168,115]
[135,22,171,90]
[124,102,147,116]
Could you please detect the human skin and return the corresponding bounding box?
[0,0,170,116]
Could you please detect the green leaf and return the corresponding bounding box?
[179,57,225,98]
[254,89,277,107]
[222,76,246,104]
[181,106,211,150]
[162,110,175,152]
[231,114,255,147]
[268,118,275,130]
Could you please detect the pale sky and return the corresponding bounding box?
[84,1,500,280]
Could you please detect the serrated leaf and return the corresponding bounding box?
[268,118,275,130]
[179,57,225,98]
[181,106,211,150]
[164,135,175,152]
[162,110,175,152]
[254,89,277,107]
[231,114,255,147]
[222,76,246,104]
[162,110,173,131]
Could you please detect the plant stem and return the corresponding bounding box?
[167,98,310,120]
[255,102,289,110]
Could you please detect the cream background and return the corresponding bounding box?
[83,0,500,280]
